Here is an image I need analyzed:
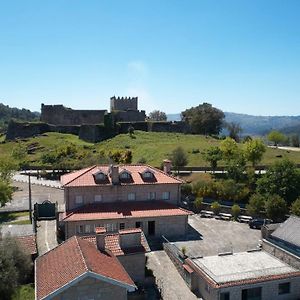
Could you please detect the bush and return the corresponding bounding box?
[231,204,241,220]
[291,198,300,217]
[265,195,288,222]
[194,197,203,212]
[211,201,221,215]
[246,194,266,217]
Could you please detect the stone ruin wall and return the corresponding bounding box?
[110,96,138,111]
[40,104,107,125]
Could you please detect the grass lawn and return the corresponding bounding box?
[12,284,34,300]
[1,131,300,168]
[0,211,30,224]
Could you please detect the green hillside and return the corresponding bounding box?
[1,131,300,168]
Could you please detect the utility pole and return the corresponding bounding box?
[28,173,32,224]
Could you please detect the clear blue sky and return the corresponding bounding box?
[0,0,300,116]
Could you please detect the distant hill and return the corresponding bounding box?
[167,112,300,136]
[0,103,39,131]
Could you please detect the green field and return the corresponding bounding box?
[1,131,300,168]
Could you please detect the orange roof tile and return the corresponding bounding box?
[62,201,192,222]
[81,231,150,256]
[61,164,183,187]
[16,234,37,256]
[35,236,135,300]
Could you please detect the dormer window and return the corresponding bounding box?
[141,169,155,180]
[93,169,107,183]
[119,169,132,180]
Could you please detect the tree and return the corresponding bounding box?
[211,201,221,215]
[291,134,300,147]
[169,146,188,174]
[0,181,13,207]
[181,103,225,135]
[265,195,288,222]
[291,198,300,216]
[225,122,242,142]
[267,130,286,147]
[0,159,16,182]
[246,193,266,217]
[256,159,300,204]
[194,197,203,212]
[244,138,266,167]
[220,137,239,162]
[128,125,134,137]
[0,237,32,300]
[202,146,222,173]
[148,110,167,121]
[225,155,247,182]
[231,204,241,220]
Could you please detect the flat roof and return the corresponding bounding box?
[192,251,297,284]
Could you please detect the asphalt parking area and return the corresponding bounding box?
[174,215,262,257]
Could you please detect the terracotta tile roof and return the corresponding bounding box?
[61,164,183,187]
[35,236,135,300]
[82,230,150,256]
[62,201,192,222]
[16,234,37,256]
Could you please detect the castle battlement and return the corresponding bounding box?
[110,96,138,111]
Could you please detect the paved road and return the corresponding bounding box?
[0,181,64,212]
[147,251,199,300]
[36,220,58,256]
[13,172,62,188]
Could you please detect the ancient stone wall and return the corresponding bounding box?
[79,124,116,143]
[112,110,146,123]
[41,104,107,125]
[110,96,138,111]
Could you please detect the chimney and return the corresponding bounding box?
[163,159,172,174]
[95,227,106,251]
[119,228,142,249]
[110,165,119,185]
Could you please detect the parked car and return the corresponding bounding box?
[249,218,272,229]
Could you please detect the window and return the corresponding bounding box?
[136,221,142,228]
[119,223,125,230]
[94,195,102,202]
[278,282,290,295]
[220,292,230,300]
[128,193,136,201]
[95,172,106,181]
[242,287,262,300]
[162,192,170,200]
[120,171,131,179]
[147,192,156,200]
[76,225,84,234]
[75,195,83,205]
[143,171,153,179]
[85,225,91,234]
[105,223,117,232]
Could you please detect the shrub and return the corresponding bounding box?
[211,201,221,215]
[290,198,300,217]
[194,197,203,212]
[265,195,288,222]
[231,204,241,220]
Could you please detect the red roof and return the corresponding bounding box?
[35,236,135,300]
[62,201,192,222]
[16,235,37,256]
[82,230,150,256]
[61,164,183,187]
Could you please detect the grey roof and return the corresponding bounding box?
[271,215,300,247]
[191,251,297,284]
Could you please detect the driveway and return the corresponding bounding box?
[36,220,58,255]
[174,215,261,257]
[147,251,199,300]
[1,181,64,212]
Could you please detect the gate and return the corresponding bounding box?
[34,200,57,220]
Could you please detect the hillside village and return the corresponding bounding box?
[3,1,300,299]
[0,97,300,300]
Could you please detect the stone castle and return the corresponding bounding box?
[6,96,189,142]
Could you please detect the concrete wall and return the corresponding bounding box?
[41,104,107,125]
[65,184,181,211]
[118,253,145,283]
[64,215,188,239]
[51,276,128,300]
[262,239,300,269]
